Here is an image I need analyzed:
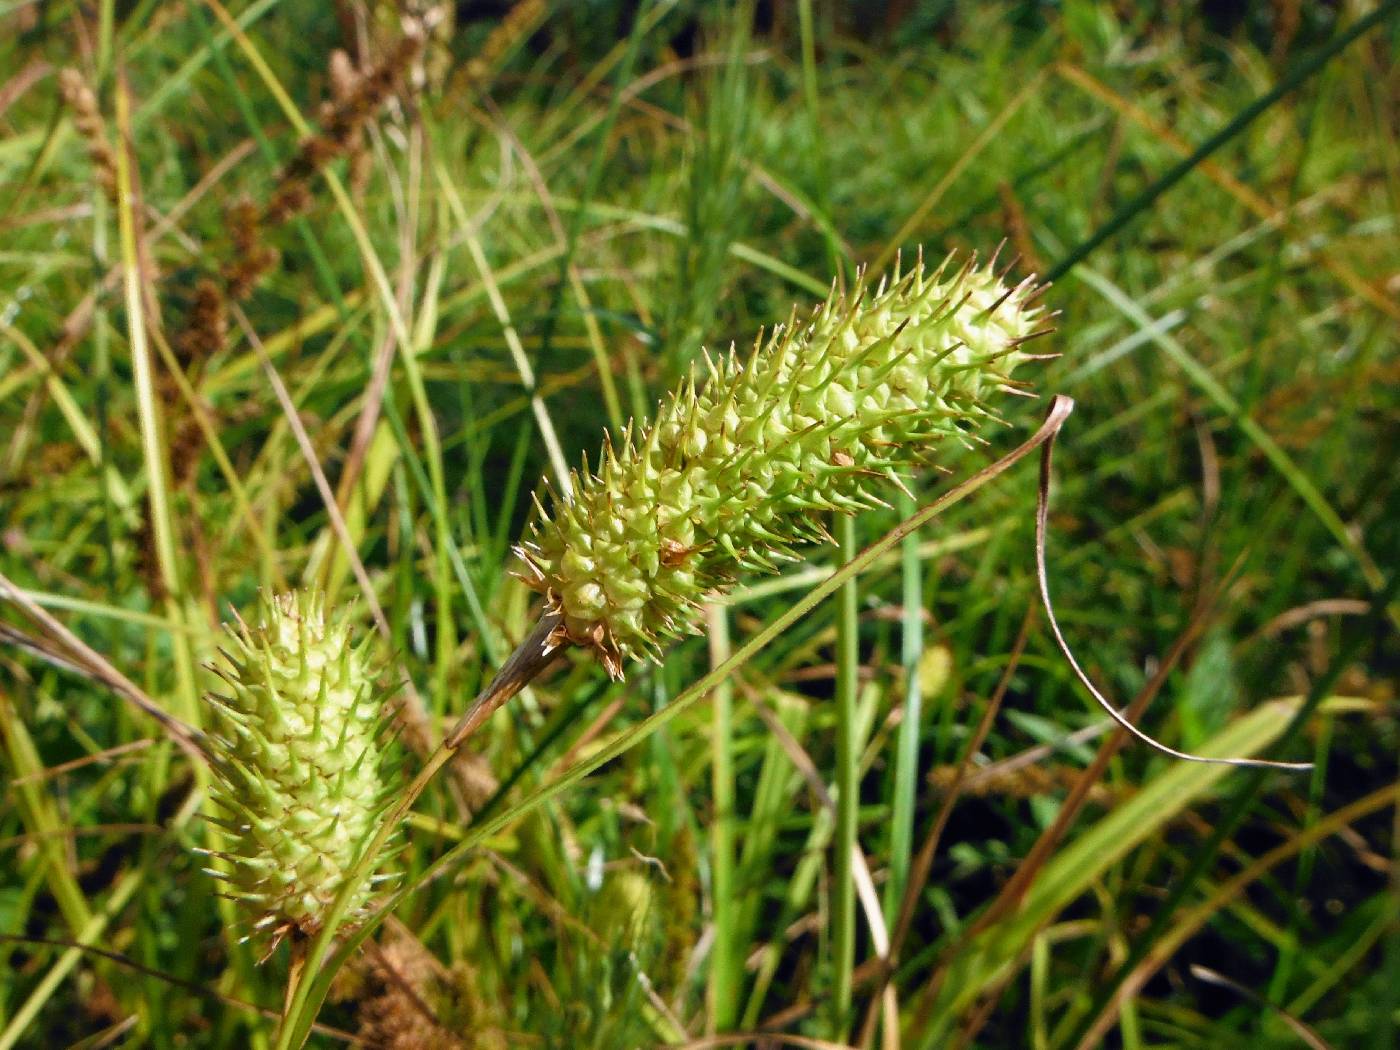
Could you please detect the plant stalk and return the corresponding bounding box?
[832,512,860,1032]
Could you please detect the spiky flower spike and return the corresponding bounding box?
[517,251,1050,676]
[201,591,399,952]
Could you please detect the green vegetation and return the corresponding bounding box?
[0,2,1396,1047]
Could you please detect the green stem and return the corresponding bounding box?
[886,493,923,918]
[111,81,200,728]
[707,604,738,1032]
[832,513,859,1032]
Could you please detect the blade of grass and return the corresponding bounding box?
[707,603,738,1033]
[0,320,134,510]
[12,590,189,633]
[202,203,827,395]
[740,676,899,1039]
[0,571,206,762]
[377,388,496,660]
[207,28,462,670]
[797,0,819,144]
[739,703,822,1028]
[665,1,755,378]
[913,695,1364,1046]
[1054,60,1400,322]
[196,0,410,349]
[532,0,659,427]
[1384,796,1400,1050]
[534,0,680,158]
[0,868,144,1050]
[137,0,280,123]
[884,491,923,920]
[732,528,994,604]
[112,72,200,725]
[1076,776,1400,1049]
[436,162,571,492]
[472,99,630,435]
[90,162,124,630]
[1287,897,1396,1018]
[188,0,344,312]
[186,4,526,694]
[734,687,808,953]
[831,511,860,1034]
[143,322,285,590]
[231,307,444,773]
[857,606,1035,1047]
[403,242,459,712]
[0,687,93,934]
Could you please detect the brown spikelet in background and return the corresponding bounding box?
[2,441,81,499]
[264,26,424,225]
[169,415,206,488]
[176,278,227,366]
[161,278,225,486]
[660,823,699,990]
[454,0,546,91]
[339,927,506,1050]
[327,48,372,196]
[998,181,1045,277]
[221,198,279,302]
[132,505,165,603]
[451,749,500,814]
[180,24,428,323]
[928,762,1116,806]
[57,68,116,198]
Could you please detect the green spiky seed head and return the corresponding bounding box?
[201,590,398,949]
[518,251,1049,676]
